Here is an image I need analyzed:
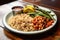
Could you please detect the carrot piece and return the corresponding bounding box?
[46,20,54,27]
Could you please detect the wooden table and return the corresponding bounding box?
[0,0,60,40]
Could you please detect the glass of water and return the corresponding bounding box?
[23,0,41,5]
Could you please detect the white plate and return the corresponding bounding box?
[2,3,57,34]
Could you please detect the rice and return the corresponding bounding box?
[8,14,35,32]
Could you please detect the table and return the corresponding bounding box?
[0,0,60,40]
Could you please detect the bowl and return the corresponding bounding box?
[2,6,57,35]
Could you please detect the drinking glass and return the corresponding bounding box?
[23,0,41,5]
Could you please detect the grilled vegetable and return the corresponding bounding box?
[35,7,55,20]
[27,11,50,19]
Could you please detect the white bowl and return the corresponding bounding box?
[2,6,57,34]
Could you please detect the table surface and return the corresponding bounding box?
[0,0,60,40]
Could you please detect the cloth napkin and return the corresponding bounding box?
[0,1,24,26]
[0,1,24,40]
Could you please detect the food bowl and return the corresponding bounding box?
[2,5,57,35]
